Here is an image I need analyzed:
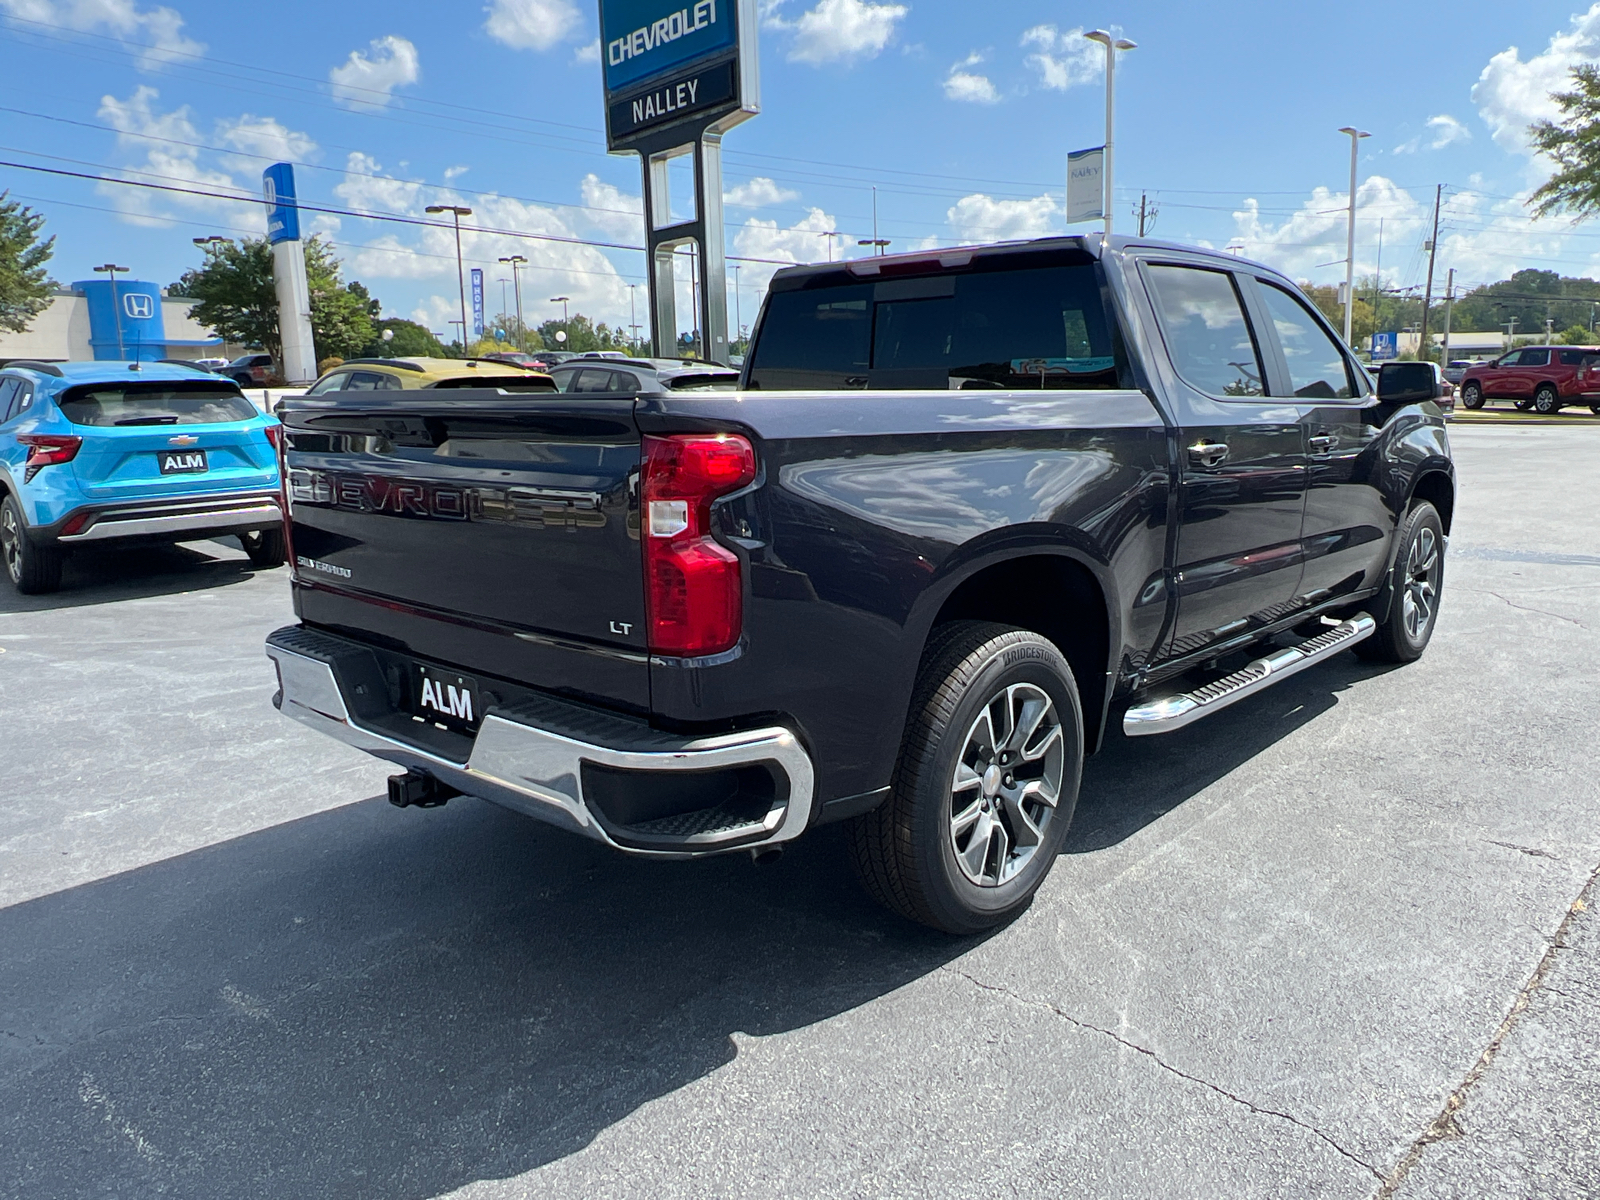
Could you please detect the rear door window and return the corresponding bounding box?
[1558,349,1590,366]
[58,383,258,426]
[1143,264,1265,398]
[1258,282,1355,399]
[0,379,18,421]
[570,369,616,393]
[342,371,401,391]
[305,373,348,395]
[746,263,1125,391]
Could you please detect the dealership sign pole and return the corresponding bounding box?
[263,163,318,384]
[599,0,760,363]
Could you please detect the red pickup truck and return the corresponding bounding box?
[1459,345,1600,415]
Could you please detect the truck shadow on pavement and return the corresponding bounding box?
[0,799,964,1200]
[0,540,271,613]
[1068,654,1395,853]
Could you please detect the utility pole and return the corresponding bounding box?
[499,255,527,350]
[731,264,742,351]
[1135,191,1158,236]
[1440,268,1454,369]
[1419,184,1441,361]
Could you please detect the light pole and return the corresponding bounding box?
[628,283,641,352]
[1084,30,1136,239]
[499,254,527,350]
[93,263,130,359]
[426,204,473,354]
[728,268,740,353]
[497,277,510,331]
[550,296,570,349]
[1337,127,1370,348]
[816,230,842,262]
[858,238,891,255]
[192,236,228,250]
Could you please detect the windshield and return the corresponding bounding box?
[746,262,1126,391]
[58,382,257,427]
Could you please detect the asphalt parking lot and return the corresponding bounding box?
[1,424,1595,1200]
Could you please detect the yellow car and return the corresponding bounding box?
[304,357,557,395]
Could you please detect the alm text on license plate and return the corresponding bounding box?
[413,664,480,730]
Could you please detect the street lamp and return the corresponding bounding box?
[425,204,473,354]
[550,295,570,328]
[1337,127,1370,348]
[1084,30,1137,239]
[192,236,228,250]
[816,230,842,262]
[93,263,130,359]
[628,283,641,351]
[858,238,891,255]
[499,254,527,350]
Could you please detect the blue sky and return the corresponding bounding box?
[0,0,1596,343]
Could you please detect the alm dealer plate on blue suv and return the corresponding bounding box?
[158,448,208,475]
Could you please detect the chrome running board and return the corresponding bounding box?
[1122,614,1376,737]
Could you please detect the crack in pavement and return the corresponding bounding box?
[1471,590,1590,629]
[1373,859,1600,1199]
[942,966,1384,1181]
[1486,840,1560,860]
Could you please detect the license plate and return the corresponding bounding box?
[158,449,208,475]
[413,664,481,731]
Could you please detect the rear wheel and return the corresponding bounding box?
[240,527,286,568]
[1532,385,1562,415]
[1460,383,1485,410]
[1,494,63,595]
[1590,404,1600,416]
[1357,501,1444,665]
[848,621,1083,934]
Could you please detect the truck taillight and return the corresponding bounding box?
[641,433,756,657]
[17,434,82,483]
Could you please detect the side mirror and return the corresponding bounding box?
[1377,361,1442,405]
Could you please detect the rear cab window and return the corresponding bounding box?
[1141,263,1265,398]
[746,257,1129,391]
[58,382,258,427]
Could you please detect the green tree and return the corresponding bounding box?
[0,192,56,334]
[535,313,629,354]
[172,235,378,367]
[364,318,444,357]
[1530,64,1600,219]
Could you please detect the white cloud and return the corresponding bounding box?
[766,0,908,66]
[579,173,643,239]
[944,52,998,104]
[947,193,1058,242]
[0,0,203,69]
[724,176,800,207]
[573,37,599,63]
[483,0,581,52]
[733,207,848,295]
[1473,4,1600,156]
[1020,24,1103,91]
[333,154,634,332]
[1396,114,1472,154]
[217,115,318,169]
[330,35,420,112]
[1227,177,1426,282]
[96,86,258,225]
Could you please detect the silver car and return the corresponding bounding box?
[546,357,741,394]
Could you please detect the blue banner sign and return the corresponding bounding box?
[470,269,485,340]
[263,163,301,245]
[1371,331,1398,362]
[603,0,736,93]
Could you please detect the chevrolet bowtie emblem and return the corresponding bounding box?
[168,435,200,446]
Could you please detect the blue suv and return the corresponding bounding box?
[0,360,284,594]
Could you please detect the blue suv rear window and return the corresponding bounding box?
[58,383,257,427]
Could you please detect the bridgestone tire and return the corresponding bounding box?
[1461,383,1484,410]
[240,527,287,568]
[1,494,62,595]
[848,621,1083,934]
[1357,501,1445,665]
[1532,385,1561,415]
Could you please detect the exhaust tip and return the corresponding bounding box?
[750,846,785,867]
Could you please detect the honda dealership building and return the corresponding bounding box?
[0,278,224,363]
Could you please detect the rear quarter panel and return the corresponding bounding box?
[640,389,1171,811]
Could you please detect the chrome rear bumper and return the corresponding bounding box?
[59,494,282,542]
[265,625,815,858]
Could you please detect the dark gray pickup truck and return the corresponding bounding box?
[266,235,1453,933]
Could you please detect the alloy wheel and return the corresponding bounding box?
[1402,525,1440,643]
[949,682,1065,887]
[1,505,21,584]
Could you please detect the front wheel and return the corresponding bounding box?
[1460,383,1485,410]
[848,622,1083,934]
[1532,385,1562,415]
[1,494,63,595]
[1357,501,1445,664]
[240,527,286,568]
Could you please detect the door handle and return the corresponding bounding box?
[1187,441,1230,468]
[1308,434,1340,454]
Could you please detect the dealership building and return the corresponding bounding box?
[0,278,226,364]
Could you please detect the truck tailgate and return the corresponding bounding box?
[281,394,649,711]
